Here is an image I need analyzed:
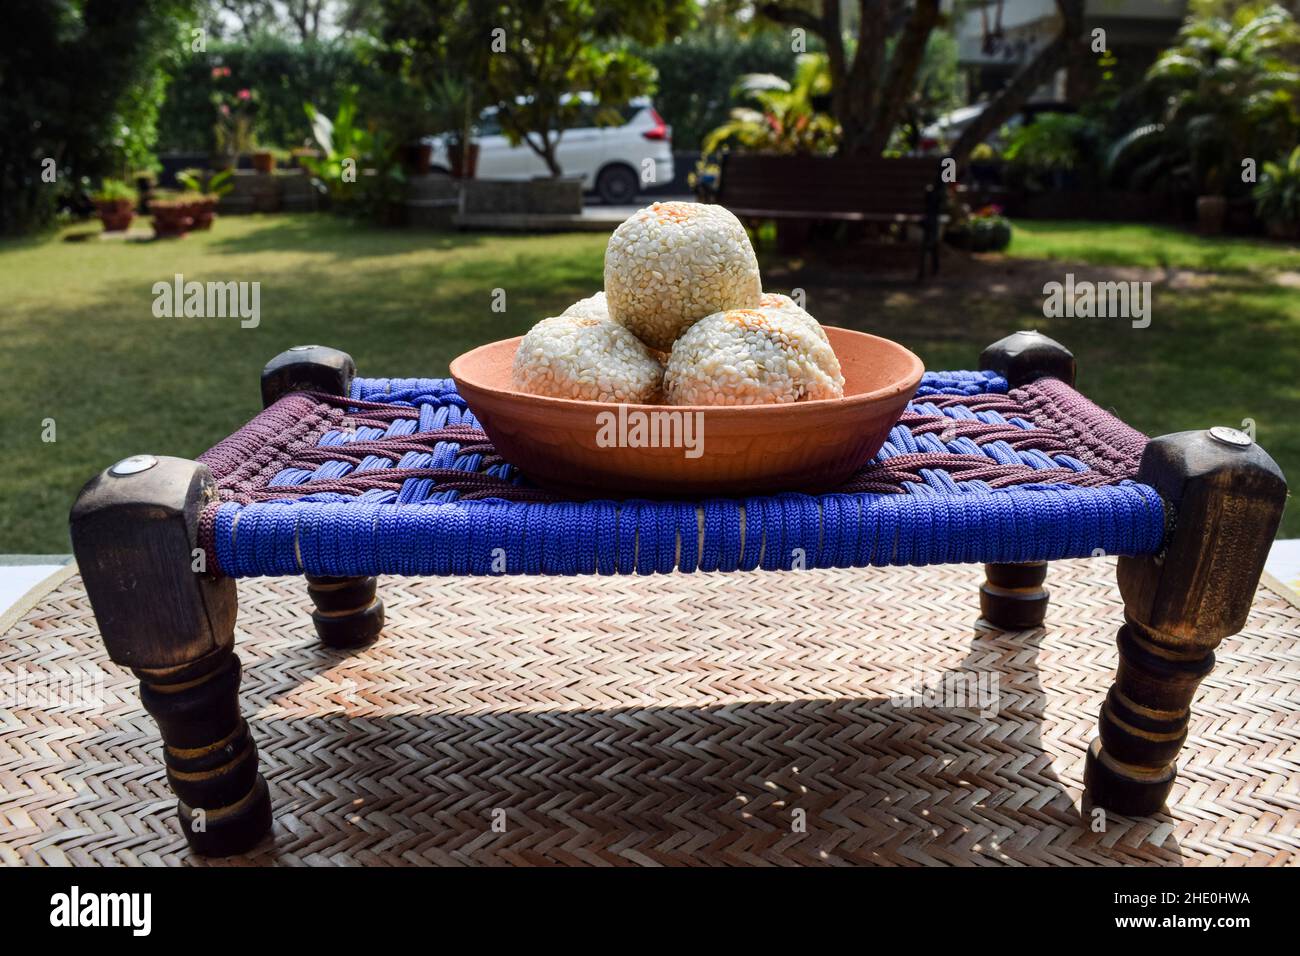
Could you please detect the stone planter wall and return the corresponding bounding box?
[405,175,460,229]
[459,177,584,216]
[219,170,319,214]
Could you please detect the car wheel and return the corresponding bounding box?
[596,165,639,205]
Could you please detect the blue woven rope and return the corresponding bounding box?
[216,481,1164,578]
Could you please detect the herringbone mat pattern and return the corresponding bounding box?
[1,559,1297,866]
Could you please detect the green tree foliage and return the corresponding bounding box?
[703,53,837,155]
[1253,143,1300,229]
[633,29,798,151]
[0,0,193,234]
[489,1,697,175]
[1110,4,1300,195]
[302,89,406,221]
[374,0,696,177]
[156,34,380,152]
[1004,113,1105,190]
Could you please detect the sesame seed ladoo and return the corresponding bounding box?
[513,202,845,408]
[604,201,762,351]
[511,314,663,404]
[664,308,845,406]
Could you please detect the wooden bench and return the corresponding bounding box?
[716,154,945,280]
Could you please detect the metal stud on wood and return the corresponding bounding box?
[1084,428,1287,815]
[69,456,271,855]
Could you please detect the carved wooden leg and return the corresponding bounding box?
[70,455,271,856]
[137,649,270,854]
[306,574,384,648]
[261,345,388,648]
[1084,428,1287,815]
[978,331,1078,629]
[980,561,1049,630]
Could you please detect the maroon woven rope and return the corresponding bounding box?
[197,393,346,497]
[199,384,1146,512]
[1011,378,1147,479]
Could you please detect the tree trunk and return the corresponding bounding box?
[761,0,942,158]
[862,0,942,155]
[838,0,887,155]
[525,130,564,178]
[949,0,1088,170]
[759,0,1086,163]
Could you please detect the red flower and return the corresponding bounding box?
[220,104,231,116]
[237,89,251,101]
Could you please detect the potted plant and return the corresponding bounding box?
[430,75,477,178]
[385,100,435,175]
[175,168,233,230]
[92,179,137,232]
[1253,145,1300,240]
[946,204,1013,253]
[1196,167,1228,236]
[212,73,256,170]
[303,90,408,224]
[149,190,194,239]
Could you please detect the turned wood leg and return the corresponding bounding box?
[70,455,271,856]
[978,330,1078,629]
[137,649,270,854]
[306,574,384,648]
[262,345,387,647]
[1084,427,1287,815]
[980,561,1049,629]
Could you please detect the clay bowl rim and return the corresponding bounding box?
[449,326,926,415]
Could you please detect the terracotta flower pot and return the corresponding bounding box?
[449,142,479,179]
[1196,195,1227,236]
[188,196,218,230]
[252,151,275,174]
[150,201,193,239]
[95,199,135,232]
[403,143,433,175]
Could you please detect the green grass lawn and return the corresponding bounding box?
[1008,219,1300,273]
[2,214,1298,551]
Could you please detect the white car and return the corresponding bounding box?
[427,95,674,204]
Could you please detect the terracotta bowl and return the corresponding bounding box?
[450,326,924,499]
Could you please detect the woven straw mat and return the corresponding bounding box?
[1,558,1297,866]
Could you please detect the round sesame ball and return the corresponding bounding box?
[604,202,762,351]
[664,309,845,406]
[512,314,663,404]
[756,292,829,343]
[561,291,609,322]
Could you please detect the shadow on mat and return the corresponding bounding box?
[215,619,1185,866]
